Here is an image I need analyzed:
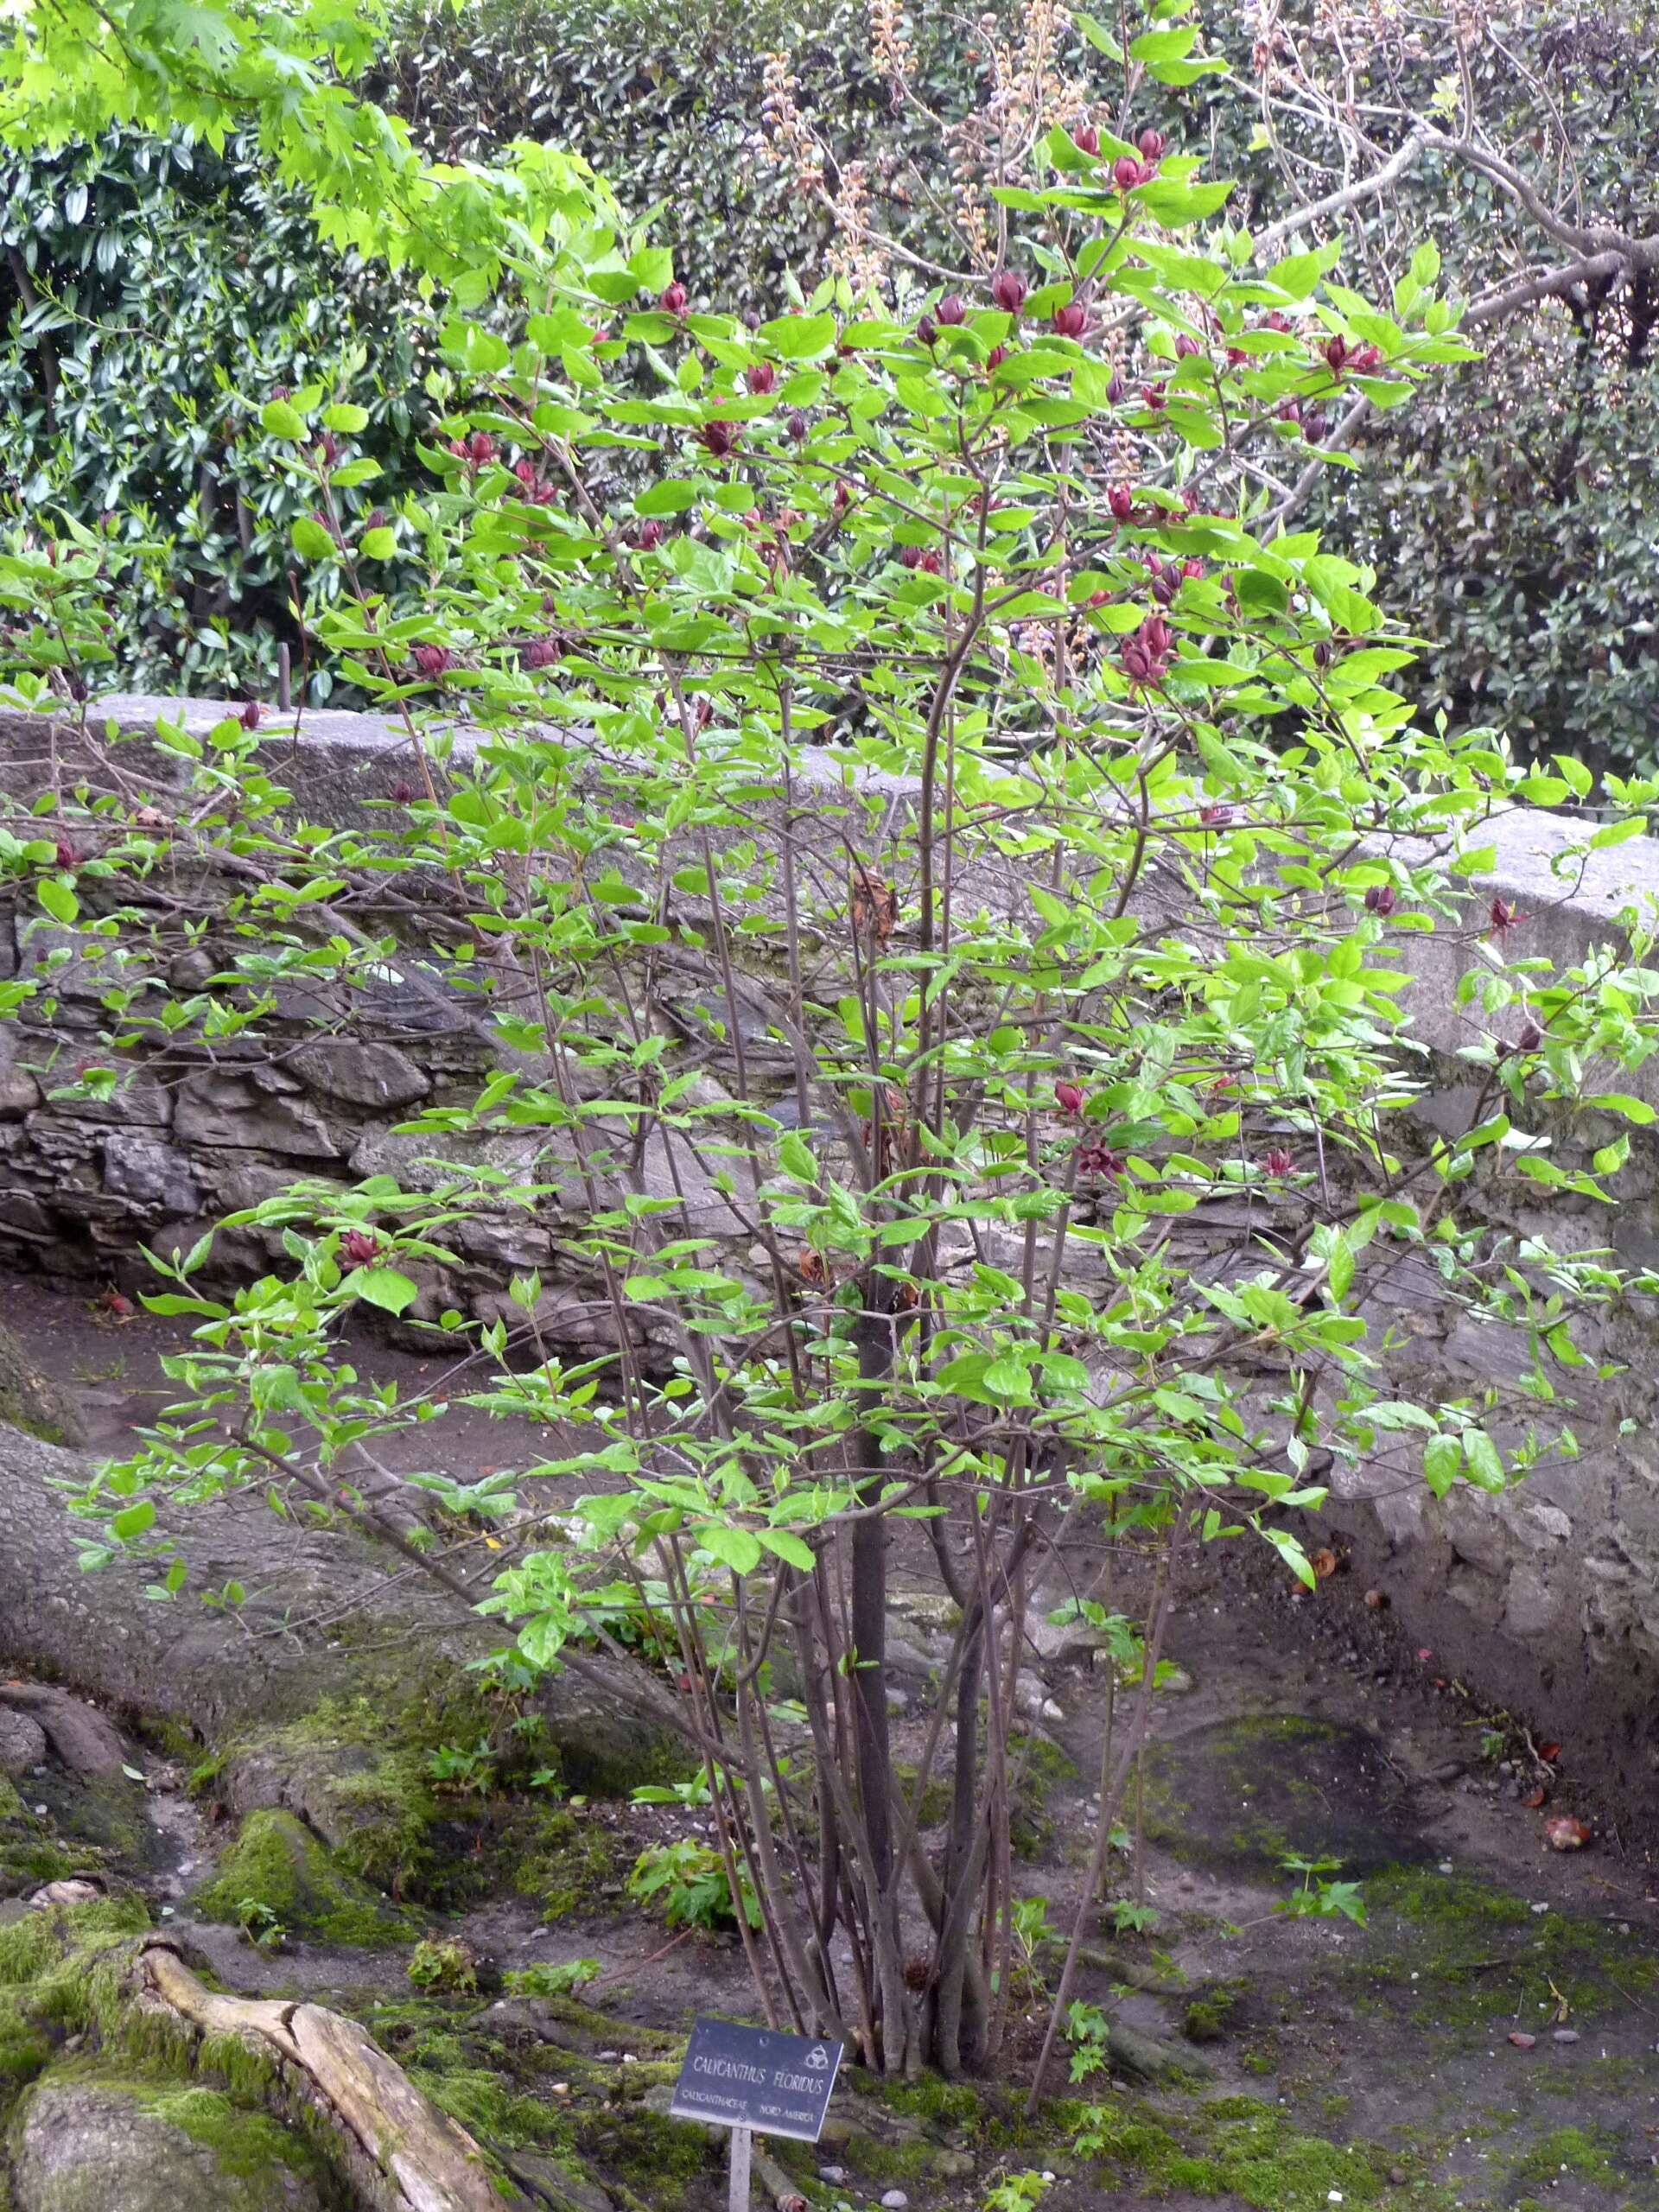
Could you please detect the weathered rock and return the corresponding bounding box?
[0,1322,86,1446]
[99,1132,200,1216]
[0,1707,47,1777]
[0,1422,683,1790]
[290,1039,430,1110]
[173,1072,337,1156]
[10,2075,324,2212]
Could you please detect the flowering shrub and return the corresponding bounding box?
[11,113,1659,2088]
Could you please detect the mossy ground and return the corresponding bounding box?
[189,1808,415,1947]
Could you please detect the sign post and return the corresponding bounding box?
[671,2017,845,2210]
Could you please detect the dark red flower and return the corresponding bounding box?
[991,269,1027,316]
[1262,1147,1294,1176]
[747,361,778,394]
[1073,124,1100,155]
[937,293,968,326]
[1051,302,1089,339]
[986,343,1009,371]
[1517,1014,1544,1052]
[524,638,558,669]
[239,701,262,731]
[1199,803,1232,827]
[391,780,415,804]
[638,518,665,550]
[318,431,341,468]
[1142,381,1167,410]
[659,281,689,316]
[1175,334,1202,359]
[468,431,495,465]
[514,458,537,484]
[1078,1141,1125,1180]
[1055,1079,1085,1116]
[1121,613,1173,686]
[54,840,79,870]
[1490,897,1523,936]
[916,314,938,346]
[339,1228,381,1270]
[1114,155,1143,189]
[410,644,452,678]
[1364,883,1397,916]
[1109,485,1135,522]
[1138,127,1166,160]
[787,410,809,441]
[696,420,740,458]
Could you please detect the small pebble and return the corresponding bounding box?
[32,1805,46,1818]
[1507,2031,1536,2050]
[1389,2170,1408,2187]
[1553,2029,1580,2044]
[817,2169,845,2186]
[881,2193,909,2209]
[1438,1861,1454,1875]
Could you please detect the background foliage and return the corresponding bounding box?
[2,0,1656,757]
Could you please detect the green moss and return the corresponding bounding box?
[893,1763,951,1829]
[513,1807,623,1919]
[132,2079,326,2187]
[407,1937,478,1995]
[1509,2125,1626,2191]
[1008,1730,1078,1860]
[191,1808,414,1947]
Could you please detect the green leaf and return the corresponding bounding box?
[323,402,370,433]
[1422,1434,1462,1498]
[1462,1431,1506,1494]
[111,1499,156,1541]
[758,1529,817,1572]
[759,313,837,360]
[37,876,78,925]
[698,1524,764,1575]
[360,526,397,560]
[351,1267,419,1315]
[261,399,307,440]
[290,517,336,562]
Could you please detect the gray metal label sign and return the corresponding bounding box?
[671,2016,844,2143]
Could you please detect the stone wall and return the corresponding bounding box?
[5,693,1659,1810]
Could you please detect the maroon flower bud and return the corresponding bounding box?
[1138,127,1166,160]
[239,700,262,731]
[448,437,470,461]
[1109,484,1135,521]
[1517,1014,1544,1052]
[659,281,689,316]
[1078,1141,1125,1181]
[1107,369,1126,404]
[410,644,452,678]
[696,419,740,458]
[524,637,558,669]
[986,344,1009,371]
[468,431,495,465]
[696,699,715,729]
[916,314,938,346]
[514,458,537,484]
[899,544,923,569]
[365,507,390,531]
[1313,639,1332,669]
[787,410,809,442]
[747,361,778,394]
[339,1228,381,1270]
[54,840,79,870]
[65,671,87,702]
[991,269,1027,316]
[319,431,341,468]
[1199,803,1232,827]
[1142,382,1166,410]
[1323,334,1349,374]
[1489,897,1522,936]
[1055,1079,1086,1116]
[1262,1146,1294,1177]
[1051,302,1089,339]
[918,549,943,575]
[742,308,762,332]
[638,518,665,550]
[1175,334,1202,359]
[270,385,291,404]
[832,480,852,515]
[391,780,415,804]
[1073,124,1100,155]
[1114,155,1143,189]
[1264,311,1293,334]
[1363,882,1397,916]
[937,293,968,326]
